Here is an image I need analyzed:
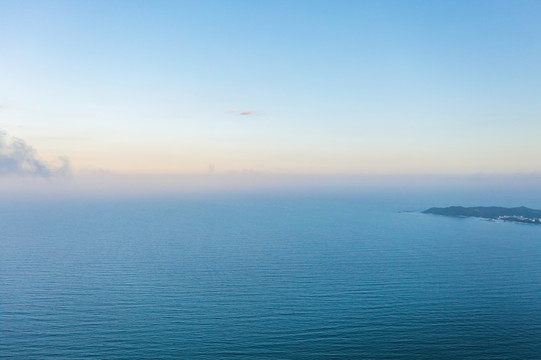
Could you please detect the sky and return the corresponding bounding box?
[1,0,540,184]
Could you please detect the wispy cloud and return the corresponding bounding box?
[0,130,71,177]
[231,110,256,116]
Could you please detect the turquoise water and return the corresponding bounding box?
[2,193,541,359]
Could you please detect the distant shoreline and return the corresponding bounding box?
[422,206,541,225]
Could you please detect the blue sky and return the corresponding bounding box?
[1,0,540,176]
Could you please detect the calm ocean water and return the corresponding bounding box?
[2,192,541,359]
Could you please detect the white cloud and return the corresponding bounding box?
[0,130,71,177]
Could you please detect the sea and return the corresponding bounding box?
[2,190,541,359]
